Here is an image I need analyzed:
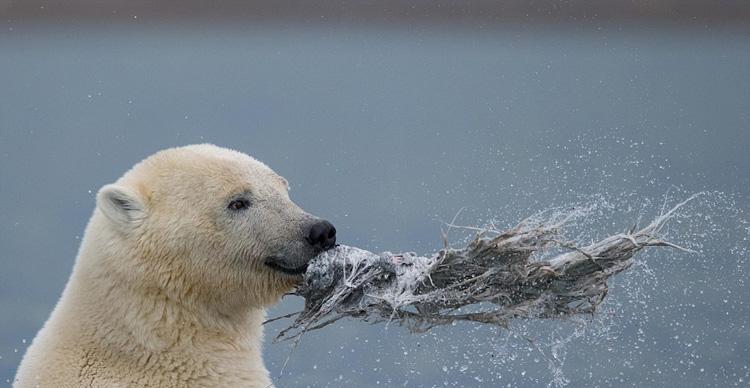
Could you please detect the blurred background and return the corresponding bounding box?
[1,1,748,386]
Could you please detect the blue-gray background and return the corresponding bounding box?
[1,4,749,387]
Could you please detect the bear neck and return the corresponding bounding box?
[56,220,271,378]
[75,263,266,350]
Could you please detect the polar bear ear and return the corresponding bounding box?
[97,184,146,228]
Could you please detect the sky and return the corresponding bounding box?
[1,11,749,387]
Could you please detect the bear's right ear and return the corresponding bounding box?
[96,184,146,229]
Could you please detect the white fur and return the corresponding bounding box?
[15,145,315,387]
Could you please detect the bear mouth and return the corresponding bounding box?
[264,257,309,276]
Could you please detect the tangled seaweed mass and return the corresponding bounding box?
[272,195,700,343]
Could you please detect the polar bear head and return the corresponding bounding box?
[91,144,336,312]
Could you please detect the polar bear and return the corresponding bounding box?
[14,144,336,388]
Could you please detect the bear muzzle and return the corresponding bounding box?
[264,219,337,276]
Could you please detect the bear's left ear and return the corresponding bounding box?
[96,184,146,229]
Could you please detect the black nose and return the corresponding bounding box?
[306,220,336,251]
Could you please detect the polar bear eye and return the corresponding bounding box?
[228,198,251,211]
